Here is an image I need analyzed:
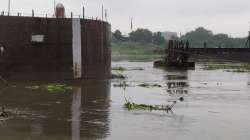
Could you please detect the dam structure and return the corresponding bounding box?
[0,4,111,80]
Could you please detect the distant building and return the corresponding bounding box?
[161,31,178,40]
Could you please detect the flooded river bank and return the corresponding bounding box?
[0,61,250,140]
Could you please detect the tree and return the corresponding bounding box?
[129,28,153,43]
[113,30,124,41]
[152,32,165,45]
[181,27,246,48]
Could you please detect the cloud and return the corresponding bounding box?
[0,0,249,37]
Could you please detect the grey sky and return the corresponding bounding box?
[0,0,249,37]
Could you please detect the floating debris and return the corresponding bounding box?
[204,63,250,72]
[25,85,40,90]
[124,100,176,112]
[179,97,184,102]
[46,84,68,93]
[0,107,8,119]
[25,83,72,93]
[111,73,127,79]
[129,67,144,71]
[112,66,127,71]
[113,81,130,88]
[137,83,162,88]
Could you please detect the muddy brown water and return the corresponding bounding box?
[0,61,250,140]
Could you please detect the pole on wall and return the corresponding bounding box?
[101,4,103,21]
[8,0,10,16]
[82,6,85,19]
[54,0,56,15]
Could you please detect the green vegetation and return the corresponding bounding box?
[112,28,166,61]
[137,83,162,88]
[46,84,68,93]
[112,41,165,55]
[204,63,250,72]
[25,83,72,93]
[124,99,175,111]
[113,81,130,88]
[181,27,246,48]
[111,27,248,61]
[112,41,165,61]
[112,66,127,71]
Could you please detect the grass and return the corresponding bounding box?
[111,41,165,61]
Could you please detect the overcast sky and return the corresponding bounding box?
[0,0,250,37]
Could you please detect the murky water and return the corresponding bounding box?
[0,61,250,140]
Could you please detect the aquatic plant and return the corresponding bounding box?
[111,73,127,79]
[204,63,250,72]
[112,66,127,71]
[25,83,72,93]
[113,81,130,89]
[124,97,176,112]
[46,83,67,93]
[129,67,144,71]
[137,83,162,88]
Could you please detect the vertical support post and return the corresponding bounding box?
[71,87,82,140]
[248,31,250,48]
[101,4,103,21]
[8,0,10,16]
[105,9,107,21]
[82,6,85,19]
[32,9,34,17]
[71,12,73,18]
[72,18,82,79]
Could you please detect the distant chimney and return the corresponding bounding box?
[55,3,65,18]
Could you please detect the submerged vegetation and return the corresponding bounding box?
[137,83,162,88]
[124,98,176,112]
[112,66,127,71]
[25,83,72,93]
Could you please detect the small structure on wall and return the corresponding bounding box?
[55,3,66,18]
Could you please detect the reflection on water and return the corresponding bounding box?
[165,71,189,95]
[71,87,81,140]
[0,80,111,140]
[1,61,250,140]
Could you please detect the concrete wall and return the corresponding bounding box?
[0,16,111,80]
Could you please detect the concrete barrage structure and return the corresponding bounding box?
[0,15,111,80]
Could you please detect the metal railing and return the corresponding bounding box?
[0,10,108,22]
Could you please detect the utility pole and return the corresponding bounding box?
[131,17,133,32]
[8,0,10,16]
[54,0,56,16]
[101,4,104,21]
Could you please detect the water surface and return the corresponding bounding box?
[0,61,249,140]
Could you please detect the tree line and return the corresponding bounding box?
[112,29,165,45]
[112,27,248,48]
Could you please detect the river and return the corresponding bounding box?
[0,61,249,140]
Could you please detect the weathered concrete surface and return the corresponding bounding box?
[0,16,111,80]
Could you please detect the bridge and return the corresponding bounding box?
[154,40,250,68]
